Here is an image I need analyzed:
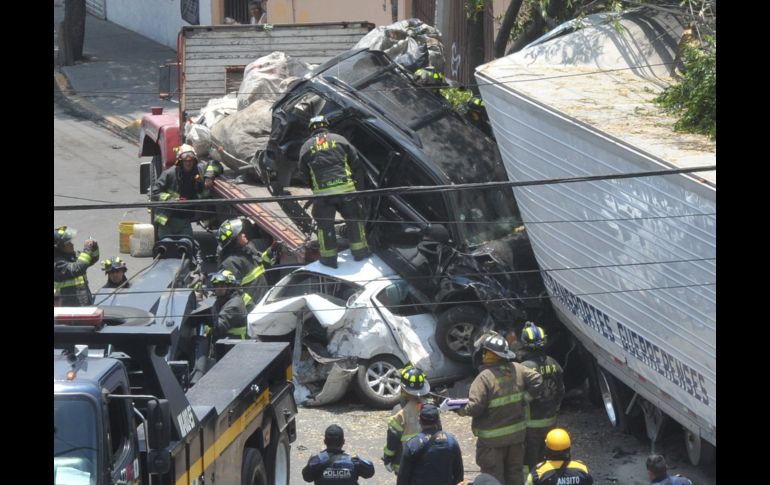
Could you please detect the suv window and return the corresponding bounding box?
[267,272,362,306]
[107,388,131,465]
[387,158,449,226]
[375,280,427,316]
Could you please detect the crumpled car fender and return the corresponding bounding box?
[247,294,346,337]
[326,305,405,361]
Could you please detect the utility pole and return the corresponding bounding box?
[58,0,86,66]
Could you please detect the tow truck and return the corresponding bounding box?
[54,306,297,485]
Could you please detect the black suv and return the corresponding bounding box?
[263,49,556,362]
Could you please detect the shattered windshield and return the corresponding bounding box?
[54,396,98,485]
[267,272,363,305]
[322,51,520,246]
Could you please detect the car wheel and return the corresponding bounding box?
[684,428,715,466]
[241,448,268,485]
[353,354,403,409]
[436,305,486,363]
[266,429,291,485]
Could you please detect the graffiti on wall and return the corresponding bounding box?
[451,42,462,78]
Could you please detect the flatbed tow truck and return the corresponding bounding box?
[54,306,297,485]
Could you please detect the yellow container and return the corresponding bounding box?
[119,221,140,253]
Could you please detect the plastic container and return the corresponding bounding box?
[129,224,155,257]
[118,221,139,254]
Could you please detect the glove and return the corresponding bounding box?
[384,463,393,473]
[440,398,469,412]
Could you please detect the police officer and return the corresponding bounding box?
[456,332,543,485]
[302,424,375,484]
[397,403,464,485]
[152,144,219,239]
[383,366,432,476]
[298,115,370,268]
[54,226,99,307]
[100,257,130,289]
[216,218,278,309]
[526,428,593,485]
[518,322,565,477]
[645,454,693,485]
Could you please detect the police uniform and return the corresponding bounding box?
[525,460,593,485]
[298,129,369,267]
[397,428,464,485]
[650,475,693,485]
[302,449,375,484]
[520,351,565,473]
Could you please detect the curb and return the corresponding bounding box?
[54,70,141,145]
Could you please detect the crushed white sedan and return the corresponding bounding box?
[248,251,473,408]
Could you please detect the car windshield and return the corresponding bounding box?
[267,271,363,306]
[321,50,520,246]
[54,396,98,485]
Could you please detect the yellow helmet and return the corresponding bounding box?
[545,428,571,452]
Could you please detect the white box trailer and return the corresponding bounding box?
[475,7,715,465]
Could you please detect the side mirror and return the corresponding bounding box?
[146,399,171,474]
[425,224,450,244]
[139,161,151,195]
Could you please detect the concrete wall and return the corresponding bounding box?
[266,0,407,25]
[105,0,214,49]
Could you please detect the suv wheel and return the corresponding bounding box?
[436,305,486,363]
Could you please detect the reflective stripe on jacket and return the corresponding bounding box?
[54,249,94,307]
[459,362,543,447]
[298,131,360,195]
[520,353,565,426]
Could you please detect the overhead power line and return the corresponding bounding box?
[53,164,716,212]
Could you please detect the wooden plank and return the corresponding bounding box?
[183,26,371,40]
[185,43,363,54]
[184,53,342,65]
[185,34,366,46]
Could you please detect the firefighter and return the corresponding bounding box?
[466,95,493,138]
[645,454,693,485]
[518,322,565,477]
[298,115,370,268]
[209,269,249,340]
[216,218,278,310]
[100,257,129,289]
[455,332,543,485]
[397,403,464,485]
[54,226,99,307]
[525,428,593,485]
[151,144,217,239]
[383,366,432,476]
[413,66,446,88]
[302,424,375,484]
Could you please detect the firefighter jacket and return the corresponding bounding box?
[520,352,565,428]
[219,241,273,309]
[298,131,361,195]
[54,248,97,306]
[151,161,210,226]
[396,429,464,485]
[526,459,593,485]
[384,399,424,474]
[212,288,248,339]
[650,475,693,485]
[458,361,543,447]
[301,449,375,484]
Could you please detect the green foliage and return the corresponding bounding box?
[655,36,716,139]
[440,88,473,111]
[465,0,486,19]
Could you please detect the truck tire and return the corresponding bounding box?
[595,364,644,438]
[353,354,403,409]
[436,305,486,363]
[241,448,268,485]
[684,428,716,466]
[267,430,291,485]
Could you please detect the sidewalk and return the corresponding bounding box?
[54,4,178,142]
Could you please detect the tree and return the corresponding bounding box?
[59,0,86,66]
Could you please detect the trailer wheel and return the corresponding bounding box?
[267,430,291,485]
[353,354,403,409]
[436,305,486,363]
[241,448,268,485]
[595,364,644,438]
[684,428,716,466]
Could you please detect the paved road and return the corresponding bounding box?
[54,102,152,295]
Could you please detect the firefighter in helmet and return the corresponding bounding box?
[100,256,129,289]
[383,365,432,476]
[54,226,99,306]
[298,115,370,268]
